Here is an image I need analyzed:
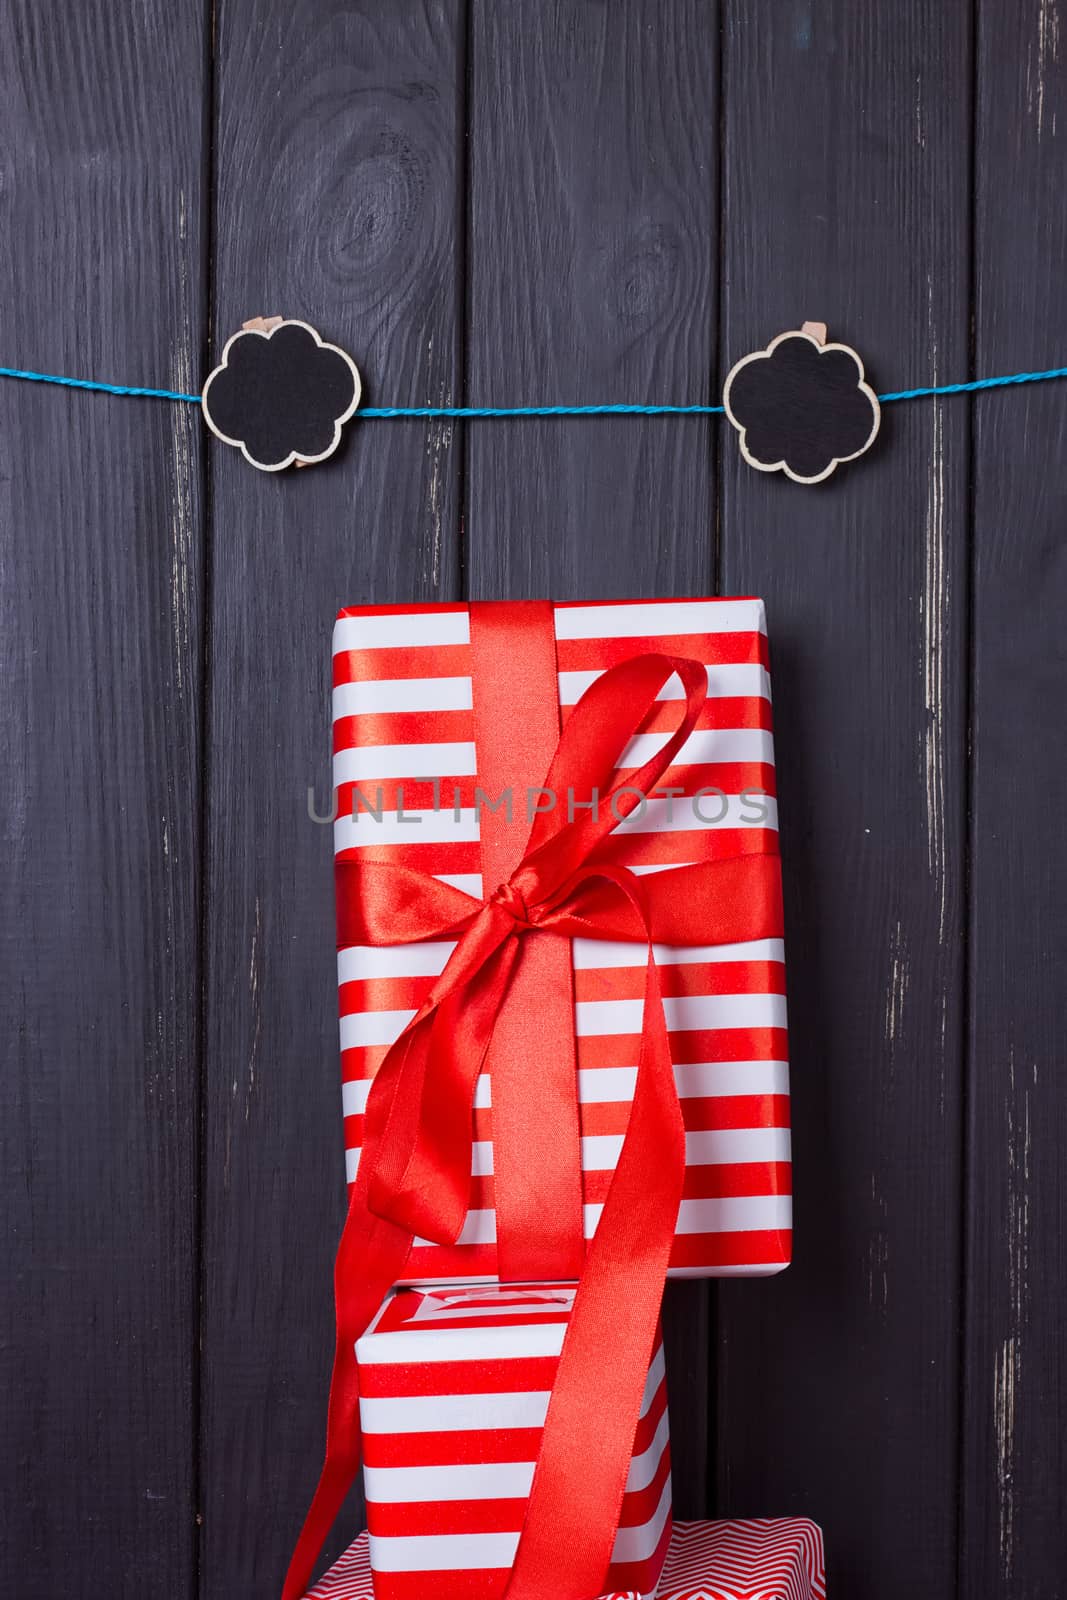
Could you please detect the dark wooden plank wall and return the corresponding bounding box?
[3,4,1065,1598]
[0,2,209,1593]
[964,6,1067,1596]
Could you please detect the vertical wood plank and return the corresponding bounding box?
[963,10,1067,1596]
[464,0,720,1512]
[0,4,208,1594]
[201,4,465,1591]
[715,6,971,1593]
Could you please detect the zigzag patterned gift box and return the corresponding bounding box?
[353,1285,672,1600]
[304,1517,826,1600]
[331,598,791,1283]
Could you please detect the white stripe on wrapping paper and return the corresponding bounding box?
[360,1389,554,1433]
[341,1009,417,1049]
[404,1193,793,1252]
[368,1475,671,1573]
[572,936,785,970]
[335,728,774,781]
[338,941,458,982]
[341,991,786,1049]
[582,1126,791,1170]
[333,676,473,717]
[337,935,783,984]
[553,599,766,639]
[618,726,774,768]
[334,742,478,782]
[362,1403,669,1505]
[575,992,787,1037]
[335,806,481,849]
[342,1059,788,1119]
[578,1058,790,1102]
[559,661,772,705]
[334,611,470,651]
[360,1336,664,1401]
[583,1194,792,1238]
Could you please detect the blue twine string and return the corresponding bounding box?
[3,360,1067,416]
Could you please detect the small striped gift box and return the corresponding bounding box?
[354,1285,672,1600]
[333,597,790,1282]
[305,1517,826,1600]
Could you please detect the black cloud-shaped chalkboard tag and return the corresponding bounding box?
[202,317,362,472]
[723,323,879,485]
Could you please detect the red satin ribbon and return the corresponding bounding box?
[282,640,784,1600]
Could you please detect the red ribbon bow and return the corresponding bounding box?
[283,645,783,1600]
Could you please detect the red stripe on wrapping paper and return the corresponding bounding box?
[553,633,768,671]
[335,839,482,876]
[576,1026,788,1069]
[340,959,785,1017]
[666,1230,790,1270]
[334,709,475,752]
[561,694,773,733]
[579,1094,791,1134]
[358,1355,562,1400]
[333,642,472,686]
[363,1428,549,1470]
[584,1162,792,1203]
[574,959,785,1003]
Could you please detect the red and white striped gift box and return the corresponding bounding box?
[305,1517,826,1600]
[354,1285,672,1600]
[333,598,791,1282]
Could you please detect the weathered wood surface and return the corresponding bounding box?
[2,3,1065,1597]
[0,3,208,1596]
[963,6,1067,1596]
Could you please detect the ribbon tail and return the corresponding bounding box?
[367,937,520,1243]
[504,889,685,1600]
